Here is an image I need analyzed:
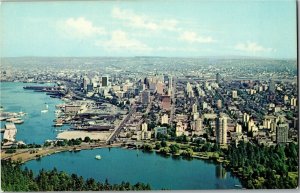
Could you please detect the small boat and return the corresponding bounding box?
[53,123,63,127]
[95,155,102,160]
[14,119,24,124]
[41,103,49,113]
[18,110,26,116]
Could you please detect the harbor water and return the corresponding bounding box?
[0,82,68,144]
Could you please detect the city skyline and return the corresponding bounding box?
[1,0,297,59]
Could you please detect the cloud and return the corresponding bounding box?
[157,46,198,52]
[60,17,106,38]
[234,41,274,52]
[179,31,215,43]
[112,7,178,31]
[96,30,152,52]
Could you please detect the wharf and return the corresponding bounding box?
[23,86,55,90]
[3,123,17,142]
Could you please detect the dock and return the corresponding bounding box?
[3,123,17,142]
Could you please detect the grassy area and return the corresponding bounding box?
[288,172,298,181]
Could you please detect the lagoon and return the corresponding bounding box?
[23,147,241,190]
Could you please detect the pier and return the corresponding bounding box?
[3,123,17,142]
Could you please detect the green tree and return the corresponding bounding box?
[161,140,167,147]
[83,136,91,143]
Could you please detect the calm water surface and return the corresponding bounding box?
[23,148,242,190]
[0,82,68,144]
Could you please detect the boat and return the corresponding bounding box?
[14,119,24,124]
[41,103,49,113]
[95,155,102,160]
[53,124,63,127]
[18,111,27,116]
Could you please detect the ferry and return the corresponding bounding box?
[95,155,102,160]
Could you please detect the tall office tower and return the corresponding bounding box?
[243,113,250,123]
[141,123,148,132]
[168,88,172,96]
[216,114,228,145]
[101,75,109,87]
[232,90,238,99]
[195,118,203,132]
[169,76,173,89]
[193,112,199,121]
[186,82,192,93]
[156,82,164,95]
[141,90,150,104]
[91,76,99,88]
[276,121,289,143]
[161,95,171,111]
[192,103,197,113]
[235,123,242,134]
[291,97,297,107]
[161,114,169,124]
[216,73,220,84]
[217,99,222,109]
[202,102,208,110]
[83,76,90,91]
[284,95,289,104]
[269,79,275,93]
[247,119,255,132]
[270,122,277,132]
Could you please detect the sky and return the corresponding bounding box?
[0,0,297,59]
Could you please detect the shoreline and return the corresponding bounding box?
[1,142,122,164]
[2,141,246,189]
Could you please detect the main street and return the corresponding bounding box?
[170,77,176,128]
[106,105,137,143]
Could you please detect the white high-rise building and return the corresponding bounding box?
[193,112,199,121]
[161,114,169,124]
[248,119,255,132]
[235,123,242,134]
[141,123,148,132]
[243,113,250,126]
[232,90,238,99]
[284,95,289,104]
[192,103,197,113]
[217,100,222,109]
[202,102,208,110]
[195,118,203,132]
[83,76,90,91]
[291,97,297,107]
[216,114,227,145]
